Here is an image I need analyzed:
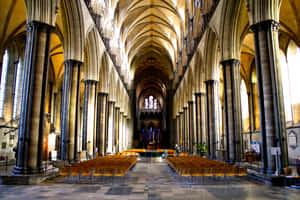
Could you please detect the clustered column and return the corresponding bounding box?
[188,101,194,153]
[114,107,120,153]
[60,59,82,162]
[82,80,97,159]
[96,93,108,156]
[184,107,188,152]
[119,112,124,152]
[221,59,242,163]
[251,20,288,174]
[176,115,180,145]
[180,111,184,151]
[205,80,218,159]
[107,101,115,153]
[14,21,54,174]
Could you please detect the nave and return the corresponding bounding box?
[1,159,300,200]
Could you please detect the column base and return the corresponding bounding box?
[1,167,59,185]
[13,166,45,175]
[247,169,300,186]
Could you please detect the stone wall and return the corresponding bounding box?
[0,125,18,160]
[286,126,300,165]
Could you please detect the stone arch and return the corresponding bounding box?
[187,68,194,102]
[115,80,121,107]
[202,27,219,81]
[219,0,245,61]
[84,26,103,81]
[246,0,281,25]
[98,52,110,93]
[25,0,60,26]
[108,68,117,102]
[182,77,189,107]
[60,0,85,62]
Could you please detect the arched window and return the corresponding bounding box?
[0,50,9,118]
[154,99,157,110]
[281,40,300,124]
[280,49,293,123]
[240,79,249,131]
[149,95,154,109]
[13,58,23,119]
[145,98,149,109]
[251,69,260,130]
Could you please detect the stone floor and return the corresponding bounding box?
[0,159,300,200]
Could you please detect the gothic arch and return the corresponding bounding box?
[202,27,219,81]
[84,27,102,81]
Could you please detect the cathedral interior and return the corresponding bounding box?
[1,0,300,199]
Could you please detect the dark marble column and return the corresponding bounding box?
[107,101,115,153]
[176,115,180,145]
[248,92,254,144]
[179,111,184,151]
[205,80,218,159]
[184,107,188,152]
[82,80,97,158]
[60,59,82,162]
[96,93,108,156]
[14,21,54,174]
[195,93,206,146]
[221,59,242,163]
[188,101,194,153]
[114,107,120,153]
[251,20,288,174]
[120,112,124,151]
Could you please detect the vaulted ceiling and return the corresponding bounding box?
[91,0,214,100]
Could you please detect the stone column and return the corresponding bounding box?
[60,59,82,162]
[221,59,242,163]
[96,93,108,156]
[251,20,288,173]
[183,107,188,152]
[195,93,206,146]
[188,101,194,153]
[205,80,218,159]
[14,21,54,174]
[82,80,97,158]
[179,112,184,151]
[248,92,254,144]
[114,107,120,153]
[123,115,128,150]
[119,112,124,152]
[107,101,115,154]
[176,115,180,145]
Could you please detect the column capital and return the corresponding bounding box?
[220,59,240,67]
[204,80,218,85]
[84,79,98,85]
[26,21,54,33]
[115,107,120,110]
[188,101,194,105]
[183,107,188,110]
[98,92,108,96]
[63,59,83,67]
[108,101,116,105]
[250,20,280,33]
[194,92,205,97]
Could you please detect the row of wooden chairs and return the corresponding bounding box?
[60,156,137,177]
[167,156,247,177]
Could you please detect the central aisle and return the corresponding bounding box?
[0,160,300,199]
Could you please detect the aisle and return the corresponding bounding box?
[0,160,300,200]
